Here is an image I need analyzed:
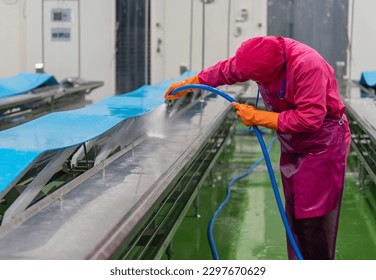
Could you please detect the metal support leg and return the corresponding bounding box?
[210,169,216,188]
[166,242,173,260]
[117,119,138,149]
[194,195,201,218]
[359,161,366,190]
[70,139,98,168]
[94,121,134,166]
[2,146,77,224]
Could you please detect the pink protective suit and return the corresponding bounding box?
[198,36,351,259]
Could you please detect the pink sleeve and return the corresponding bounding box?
[198,38,257,87]
[278,66,328,134]
[198,56,250,87]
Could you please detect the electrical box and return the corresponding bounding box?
[43,0,80,79]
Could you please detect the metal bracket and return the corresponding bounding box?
[2,146,77,224]
[70,138,98,168]
[94,120,136,166]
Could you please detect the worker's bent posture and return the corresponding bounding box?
[165,36,351,260]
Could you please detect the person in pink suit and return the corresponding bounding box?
[165,36,351,260]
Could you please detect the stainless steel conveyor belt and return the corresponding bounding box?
[342,81,376,187]
[0,83,246,260]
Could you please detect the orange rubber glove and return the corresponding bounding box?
[164,75,200,100]
[232,102,279,130]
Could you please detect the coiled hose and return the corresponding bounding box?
[208,133,278,259]
[170,84,304,260]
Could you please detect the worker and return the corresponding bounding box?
[164,36,351,260]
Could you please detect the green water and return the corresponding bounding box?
[167,124,376,260]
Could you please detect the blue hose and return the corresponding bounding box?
[208,135,278,260]
[171,84,237,103]
[170,84,304,260]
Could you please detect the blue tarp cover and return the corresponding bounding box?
[359,71,376,88]
[0,73,59,98]
[0,72,195,195]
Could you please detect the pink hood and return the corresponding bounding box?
[235,36,285,83]
[199,36,285,86]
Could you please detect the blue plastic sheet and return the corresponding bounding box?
[0,73,58,98]
[359,71,376,88]
[0,72,195,195]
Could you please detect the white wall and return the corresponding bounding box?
[1,0,375,102]
[42,0,80,78]
[0,0,27,77]
[348,0,376,81]
[0,0,115,104]
[193,0,229,70]
[229,0,267,56]
[150,0,267,84]
[79,0,116,103]
[1,0,267,100]
[151,0,192,84]
[26,1,43,73]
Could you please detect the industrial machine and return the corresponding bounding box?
[0,72,248,260]
[343,80,376,188]
[0,73,103,130]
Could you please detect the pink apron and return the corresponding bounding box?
[259,81,351,259]
[198,36,352,259]
[258,82,351,219]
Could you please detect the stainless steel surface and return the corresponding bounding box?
[0,93,234,259]
[344,83,376,140]
[0,80,103,111]
[0,79,103,130]
[343,81,376,187]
